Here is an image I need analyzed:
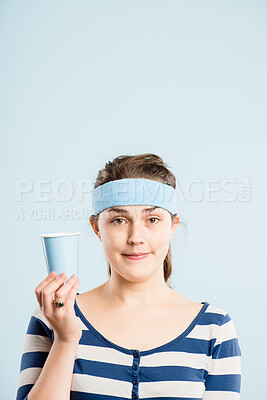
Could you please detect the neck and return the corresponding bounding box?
[100,271,174,309]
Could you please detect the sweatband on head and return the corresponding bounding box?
[91,178,178,215]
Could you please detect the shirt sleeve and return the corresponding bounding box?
[203,312,242,400]
[15,305,54,400]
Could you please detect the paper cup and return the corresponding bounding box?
[41,232,80,279]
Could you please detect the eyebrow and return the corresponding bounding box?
[107,206,161,214]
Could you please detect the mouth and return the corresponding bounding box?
[122,253,150,260]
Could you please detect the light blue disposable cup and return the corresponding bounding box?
[40,232,80,280]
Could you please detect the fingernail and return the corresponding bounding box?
[50,271,56,277]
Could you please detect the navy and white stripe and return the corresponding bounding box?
[16,301,241,400]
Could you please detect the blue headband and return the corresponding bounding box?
[91,178,177,215]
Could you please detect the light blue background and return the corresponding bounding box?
[1,1,266,398]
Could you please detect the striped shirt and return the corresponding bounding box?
[16,300,241,400]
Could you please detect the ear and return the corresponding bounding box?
[89,216,102,241]
[170,215,180,241]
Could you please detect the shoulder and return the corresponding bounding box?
[170,293,229,325]
[205,303,229,323]
[203,303,240,347]
[205,302,238,328]
[27,305,53,338]
[32,305,53,327]
[76,285,104,308]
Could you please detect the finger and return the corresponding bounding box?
[42,273,67,313]
[65,278,80,307]
[35,271,57,308]
[53,281,65,299]
[54,275,78,302]
[53,277,79,311]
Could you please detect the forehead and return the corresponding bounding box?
[103,205,165,215]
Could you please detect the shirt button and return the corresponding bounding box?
[132,379,137,385]
[132,394,137,399]
[134,352,139,358]
[133,365,137,370]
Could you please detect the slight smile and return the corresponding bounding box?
[122,253,150,260]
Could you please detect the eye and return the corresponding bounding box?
[111,217,160,225]
[112,218,125,225]
[148,217,160,224]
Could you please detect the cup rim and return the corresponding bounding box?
[40,232,80,238]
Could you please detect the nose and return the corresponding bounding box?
[127,221,145,245]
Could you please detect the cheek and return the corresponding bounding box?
[101,228,124,252]
[153,225,170,242]
[153,228,171,253]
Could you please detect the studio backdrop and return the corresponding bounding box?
[1,1,266,399]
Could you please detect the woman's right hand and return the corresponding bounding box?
[35,272,82,344]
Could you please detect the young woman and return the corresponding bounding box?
[16,153,241,400]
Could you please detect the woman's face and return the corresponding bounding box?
[90,205,179,283]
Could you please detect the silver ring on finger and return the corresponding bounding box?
[54,300,65,308]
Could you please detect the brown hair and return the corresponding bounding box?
[90,153,179,289]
